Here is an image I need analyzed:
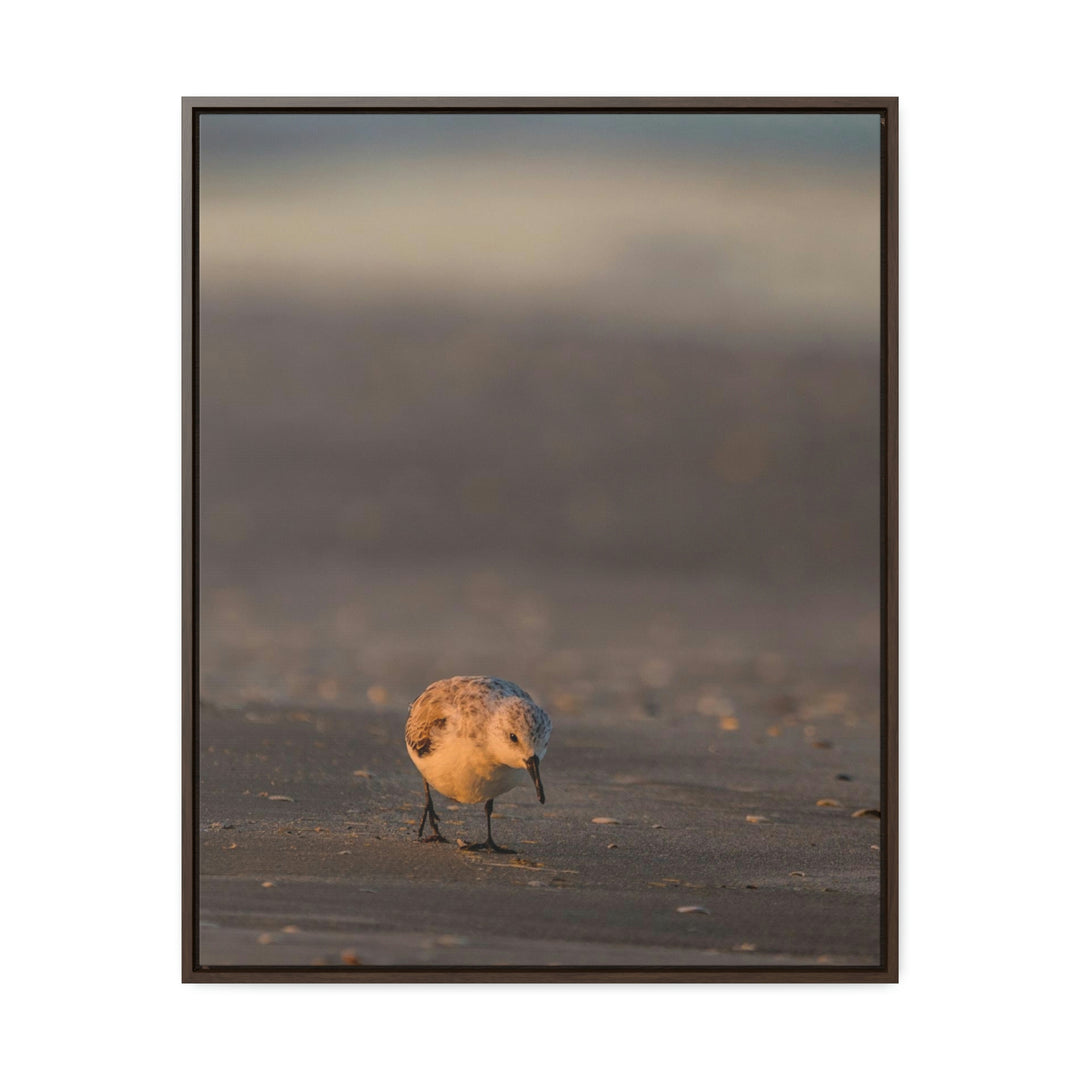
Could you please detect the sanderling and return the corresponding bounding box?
[405,675,551,853]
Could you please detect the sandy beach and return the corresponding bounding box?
[196,563,882,973]
[193,118,885,974]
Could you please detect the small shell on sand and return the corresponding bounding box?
[592,817,619,825]
[816,798,841,807]
[852,808,881,818]
[677,905,710,915]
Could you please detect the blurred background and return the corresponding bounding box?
[198,112,881,728]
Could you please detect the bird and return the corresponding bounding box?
[405,675,551,853]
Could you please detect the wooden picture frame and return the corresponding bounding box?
[183,97,898,983]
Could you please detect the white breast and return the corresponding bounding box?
[407,737,525,804]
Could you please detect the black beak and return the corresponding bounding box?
[524,755,545,804]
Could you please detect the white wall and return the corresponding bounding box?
[4,3,1074,1077]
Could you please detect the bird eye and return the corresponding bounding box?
[509,733,518,742]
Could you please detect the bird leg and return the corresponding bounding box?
[418,781,448,843]
[464,798,516,854]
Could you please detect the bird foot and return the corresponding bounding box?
[462,840,517,854]
[419,832,449,844]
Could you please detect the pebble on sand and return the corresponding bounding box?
[677,905,710,915]
[816,798,841,807]
[592,817,619,825]
[261,881,275,888]
[745,815,768,823]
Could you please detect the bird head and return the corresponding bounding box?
[489,701,551,803]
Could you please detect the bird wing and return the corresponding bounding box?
[405,686,450,758]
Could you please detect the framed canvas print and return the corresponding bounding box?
[182,97,898,982]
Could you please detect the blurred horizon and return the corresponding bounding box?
[198,112,881,711]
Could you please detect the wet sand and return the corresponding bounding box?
[197,675,881,970]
